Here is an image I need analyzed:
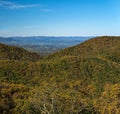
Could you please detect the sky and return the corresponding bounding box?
[0,0,120,37]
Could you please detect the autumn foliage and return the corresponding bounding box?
[0,36,120,114]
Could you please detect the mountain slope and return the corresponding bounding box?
[42,36,120,84]
[47,36,120,61]
[0,36,120,114]
[0,43,41,61]
[1,36,119,85]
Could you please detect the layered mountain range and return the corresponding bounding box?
[0,36,120,114]
[0,36,91,55]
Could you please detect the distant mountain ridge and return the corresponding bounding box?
[0,36,92,55]
[0,36,120,114]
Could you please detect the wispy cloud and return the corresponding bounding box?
[9,4,39,9]
[0,0,39,9]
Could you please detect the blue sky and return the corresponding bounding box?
[0,0,120,36]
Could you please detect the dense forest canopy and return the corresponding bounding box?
[0,36,120,114]
[0,43,41,61]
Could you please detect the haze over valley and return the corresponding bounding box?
[0,36,91,55]
[0,0,120,114]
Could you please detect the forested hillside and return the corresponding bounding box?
[0,36,120,114]
[47,36,120,60]
[0,43,41,61]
